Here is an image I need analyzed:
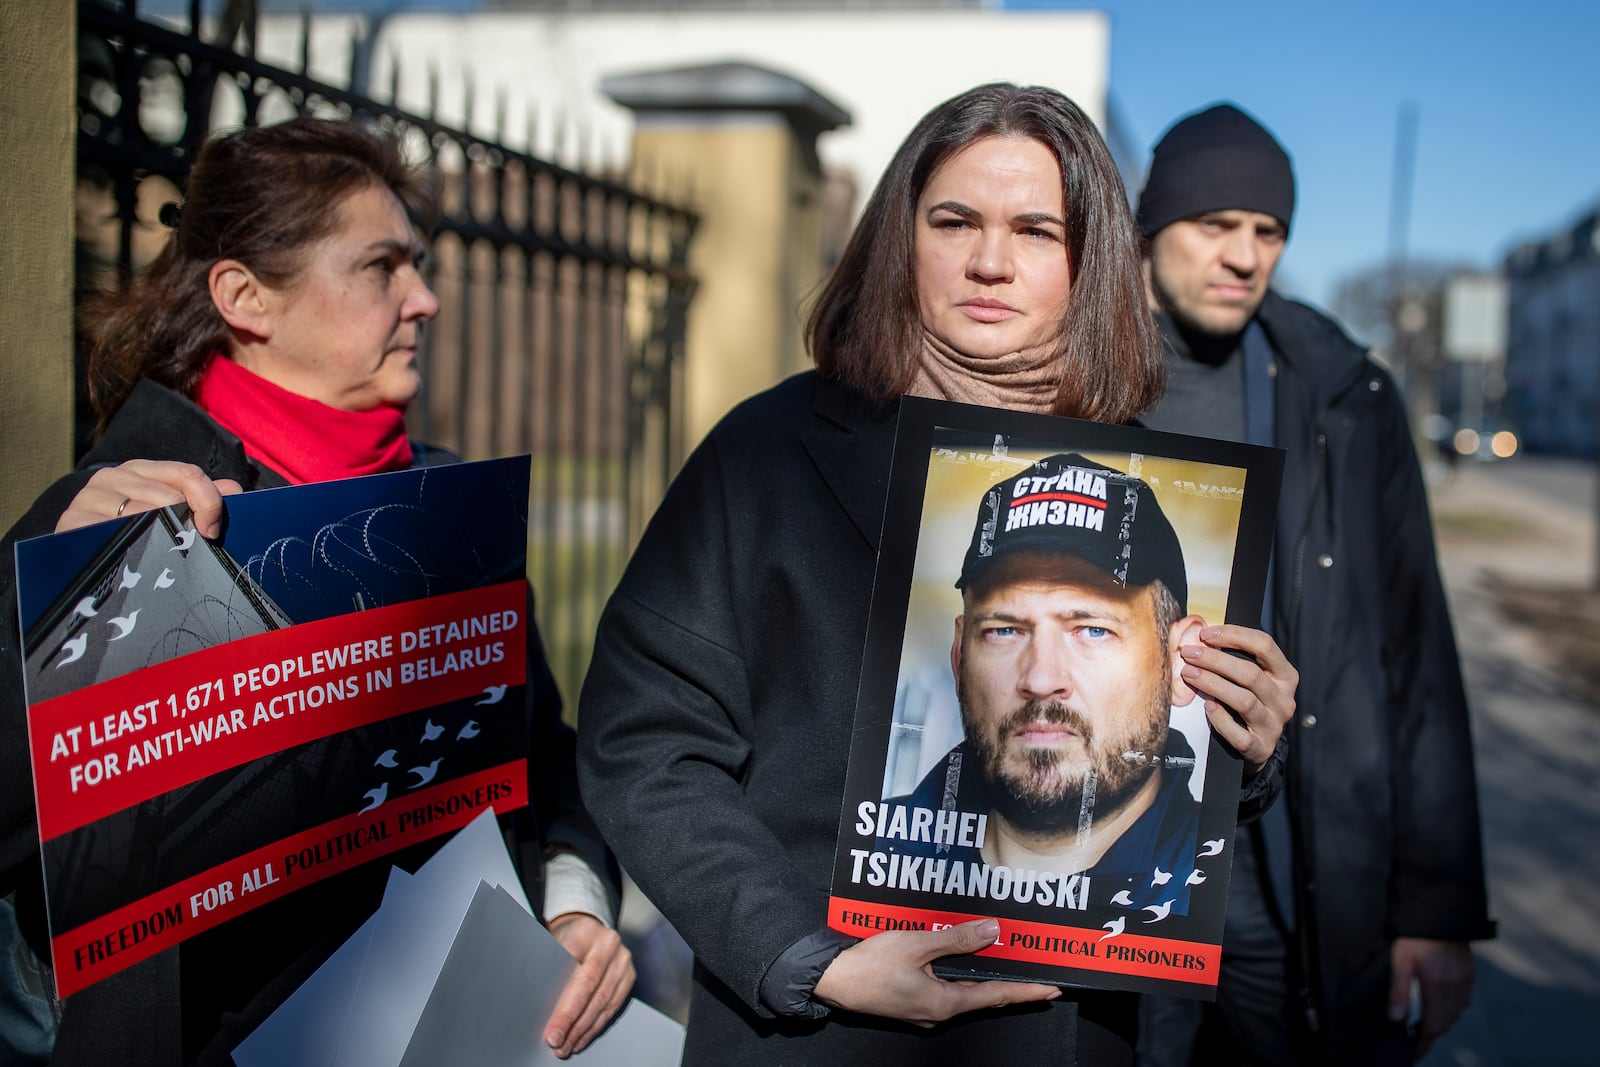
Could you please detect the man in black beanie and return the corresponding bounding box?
[1134,104,1495,1066]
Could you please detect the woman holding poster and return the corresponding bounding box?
[577,84,1298,1064]
[0,120,629,1064]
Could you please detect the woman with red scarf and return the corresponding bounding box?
[0,119,631,1065]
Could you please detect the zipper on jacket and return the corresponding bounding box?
[1285,424,1329,1036]
[1284,428,1328,655]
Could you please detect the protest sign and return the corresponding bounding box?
[828,398,1282,998]
[16,456,534,996]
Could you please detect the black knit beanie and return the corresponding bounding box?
[1135,104,1295,240]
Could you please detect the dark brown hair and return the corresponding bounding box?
[81,117,433,431]
[806,83,1163,422]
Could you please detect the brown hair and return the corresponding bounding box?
[806,83,1162,423]
[81,117,433,431]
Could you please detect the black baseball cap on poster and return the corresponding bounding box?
[956,452,1189,613]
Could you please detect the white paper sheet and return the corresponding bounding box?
[333,808,528,1067]
[234,807,684,1067]
[399,882,685,1067]
[229,888,388,1067]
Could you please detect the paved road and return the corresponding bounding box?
[1423,456,1600,1066]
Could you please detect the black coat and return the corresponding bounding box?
[1256,293,1494,1053]
[577,372,1282,1065]
[0,379,617,1065]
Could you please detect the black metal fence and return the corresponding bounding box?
[76,0,699,707]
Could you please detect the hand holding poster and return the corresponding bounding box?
[14,456,535,997]
[828,398,1283,998]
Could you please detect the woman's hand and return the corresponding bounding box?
[813,919,1060,1026]
[1179,624,1297,771]
[55,460,243,537]
[544,913,636,1059]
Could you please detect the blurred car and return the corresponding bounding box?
[1451,426,1520,461]
[1419,415,1519,479]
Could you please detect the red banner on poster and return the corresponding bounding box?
[50,759,528,997]
[27,581,526,840]
[828,896,1219,986]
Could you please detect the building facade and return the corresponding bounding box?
[1503,203,1600,458]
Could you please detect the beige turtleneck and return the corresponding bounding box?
[906,329,1062,414]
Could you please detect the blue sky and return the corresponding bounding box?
[1049,0,1600,309]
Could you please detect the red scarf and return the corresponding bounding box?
[195,355,413,485]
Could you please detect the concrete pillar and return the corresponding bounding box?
[604,62,850,453]
[0,3,76,528]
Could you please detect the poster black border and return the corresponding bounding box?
[831,397,1285,997]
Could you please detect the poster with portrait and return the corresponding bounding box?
[828,398,1283,999]
[15,456,534,997]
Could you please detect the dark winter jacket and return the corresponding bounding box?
[0,378,616,1065]
[577,372,1285,1065]
[1255,292,1494,1054]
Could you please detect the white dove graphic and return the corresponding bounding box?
[56,633,87,667]
[1198,838,1225,857]
[420,719,443,743]
[359,783,388,813]
[475,685,508,706]
[171,528,198,552]
[1099,917,1126,941]
[107,610,141,641]
[153,569,176,590]
[374,749,399,769]
[408,759,443,788]
[1110,890,1134,906]
[72,596,98,619]
[118,565,142,591]
[1151,867,1173,886]
[1142,900,1175,923]
[1186,869,1207,886]
[457,720,480,740]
